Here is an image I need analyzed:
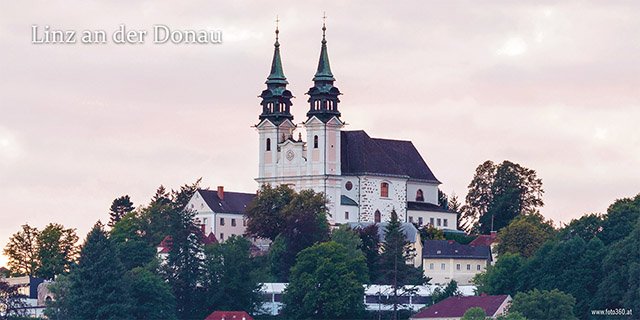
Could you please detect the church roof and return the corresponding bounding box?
[198,189,255,214]
[407,201,455,213]
[341,130,440,183]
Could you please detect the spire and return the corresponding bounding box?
[306,13,341,123]
[259,17,293,125]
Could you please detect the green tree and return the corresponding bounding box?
[431,280,462,305]
[203,236,262,314]
[46,221,133,320]
[160,209,205,320]
[496,213,554,258]
[170,178,203,211]
[266,234,289,282]
[461,307,487,320]
[245,184,295,241]
[282,241,368,319]
[473,253,524,297]
[355,224,380,282]
[509,288,577,320]
[331,224,364,259]
[124,267,177,320]
[110,211,156,270]
[417,224,445,241]
[559,213,604,242]
[3,224,39,276]
[600,193,640,245]
[495,311,526,320]
[461,160,544,234]
[36,223,79,279]
[108,195,135,227]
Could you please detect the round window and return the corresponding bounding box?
[345,181,353,191]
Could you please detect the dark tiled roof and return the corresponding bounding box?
[341,130,440,183]
[422,240,492,260]
[407,201,455,213]
[341,195,358,206]
[204,311,254,320]
[469,233,497,246]
[411,295,510,319]
[199,189,255,214]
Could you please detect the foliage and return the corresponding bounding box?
[108,195,135,227]
[354,224,380,282]
[0,279,29,319]
[473,253,525,297]
[417,224,445,241]
[496,212,554,258]
[169,178,203,211]
[509,288,578,320]
[45,221,133,320]
[0,268,9,278]
[245,184,295,240]
[160,209,205,320]
[124,267,177,320]
[266,234,289,282]
[600,193,640,245]
[431,280,462,305]
[282,241,368,319]
[461,307,487,320]
[203,236,262,315]
[559,213,604,242]
[495,311,526,320]
[331,224,364,259]
[36,223,79,279]
[444,232,477,245]
[3,224,39,276]
[460,160,544,234]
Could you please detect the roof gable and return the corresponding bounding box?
[411,295,511,319]
[341,130,439,182]
[469,233,497,246]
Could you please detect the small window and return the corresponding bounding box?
[200,203,204,209]
[220,233,224,240]
[467,264,471,270]
[374,210,381,223]
[477,264,481,271]
[231,218,236,227]
[345,212,349,220]
[345,181,353,191]
[430,263,434,270]
[409,216,413,223]
[418,217,423,225]
[266,138,271,151]
[430,218,435,226]
[380,182,389,198]
[314,135,318,148]
[441,263,446,270]
[437,218,441,226]
[443,219,448,227]
[456,264,461,270]
[220,218,225,226]
[416,189,424,202]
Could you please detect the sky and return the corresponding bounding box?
[1,1,639,268]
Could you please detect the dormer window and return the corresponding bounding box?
[416,189,424,202]
[380,182,389,198]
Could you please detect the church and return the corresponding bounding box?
[254,22,457,228]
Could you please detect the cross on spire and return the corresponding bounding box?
[275,15,280,41]
[322,12,327,40]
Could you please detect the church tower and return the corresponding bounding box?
[257,24,296,180]
[304,19,344,219]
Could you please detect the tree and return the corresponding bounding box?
[203,236,262,315]
[245,184,295,240]
[0,278,29,319]
[3,224,39,276]
[431,280,462,305]
[461,307,487,320]
[355,224,380,282]
[473,253,525,296]
[509,288,578,320]
[108,195,135,227]
[160,209,205,320]
[495,311,526,320]
[377,210,428,318]
[46,221,133,320]
[417,224,445,241]
[600,193,640,245]
[170,178,203,211]
[282,241,368,319]
[460,160,544,234]
[124,267,177,320]
[559,213,604,242]
[110,211,156,270]
[495,212,554,258]
[36,223,79,279]
[331,224,364,259]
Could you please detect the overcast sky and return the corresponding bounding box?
[1,1,639,268]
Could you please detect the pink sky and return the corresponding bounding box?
[1,1,639,268]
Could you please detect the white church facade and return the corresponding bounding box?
[254,24,457,228]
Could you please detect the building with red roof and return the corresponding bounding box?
[469,231,498,264]
[204,311,254,320]
[411,294,511,319]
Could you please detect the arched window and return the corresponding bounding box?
[380,182,389,198]
[374,210,381,223]
[314,135,319,149]
[266,138,271,151]
[416,189,424,202]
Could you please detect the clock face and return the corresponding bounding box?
[286,150,295,161]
